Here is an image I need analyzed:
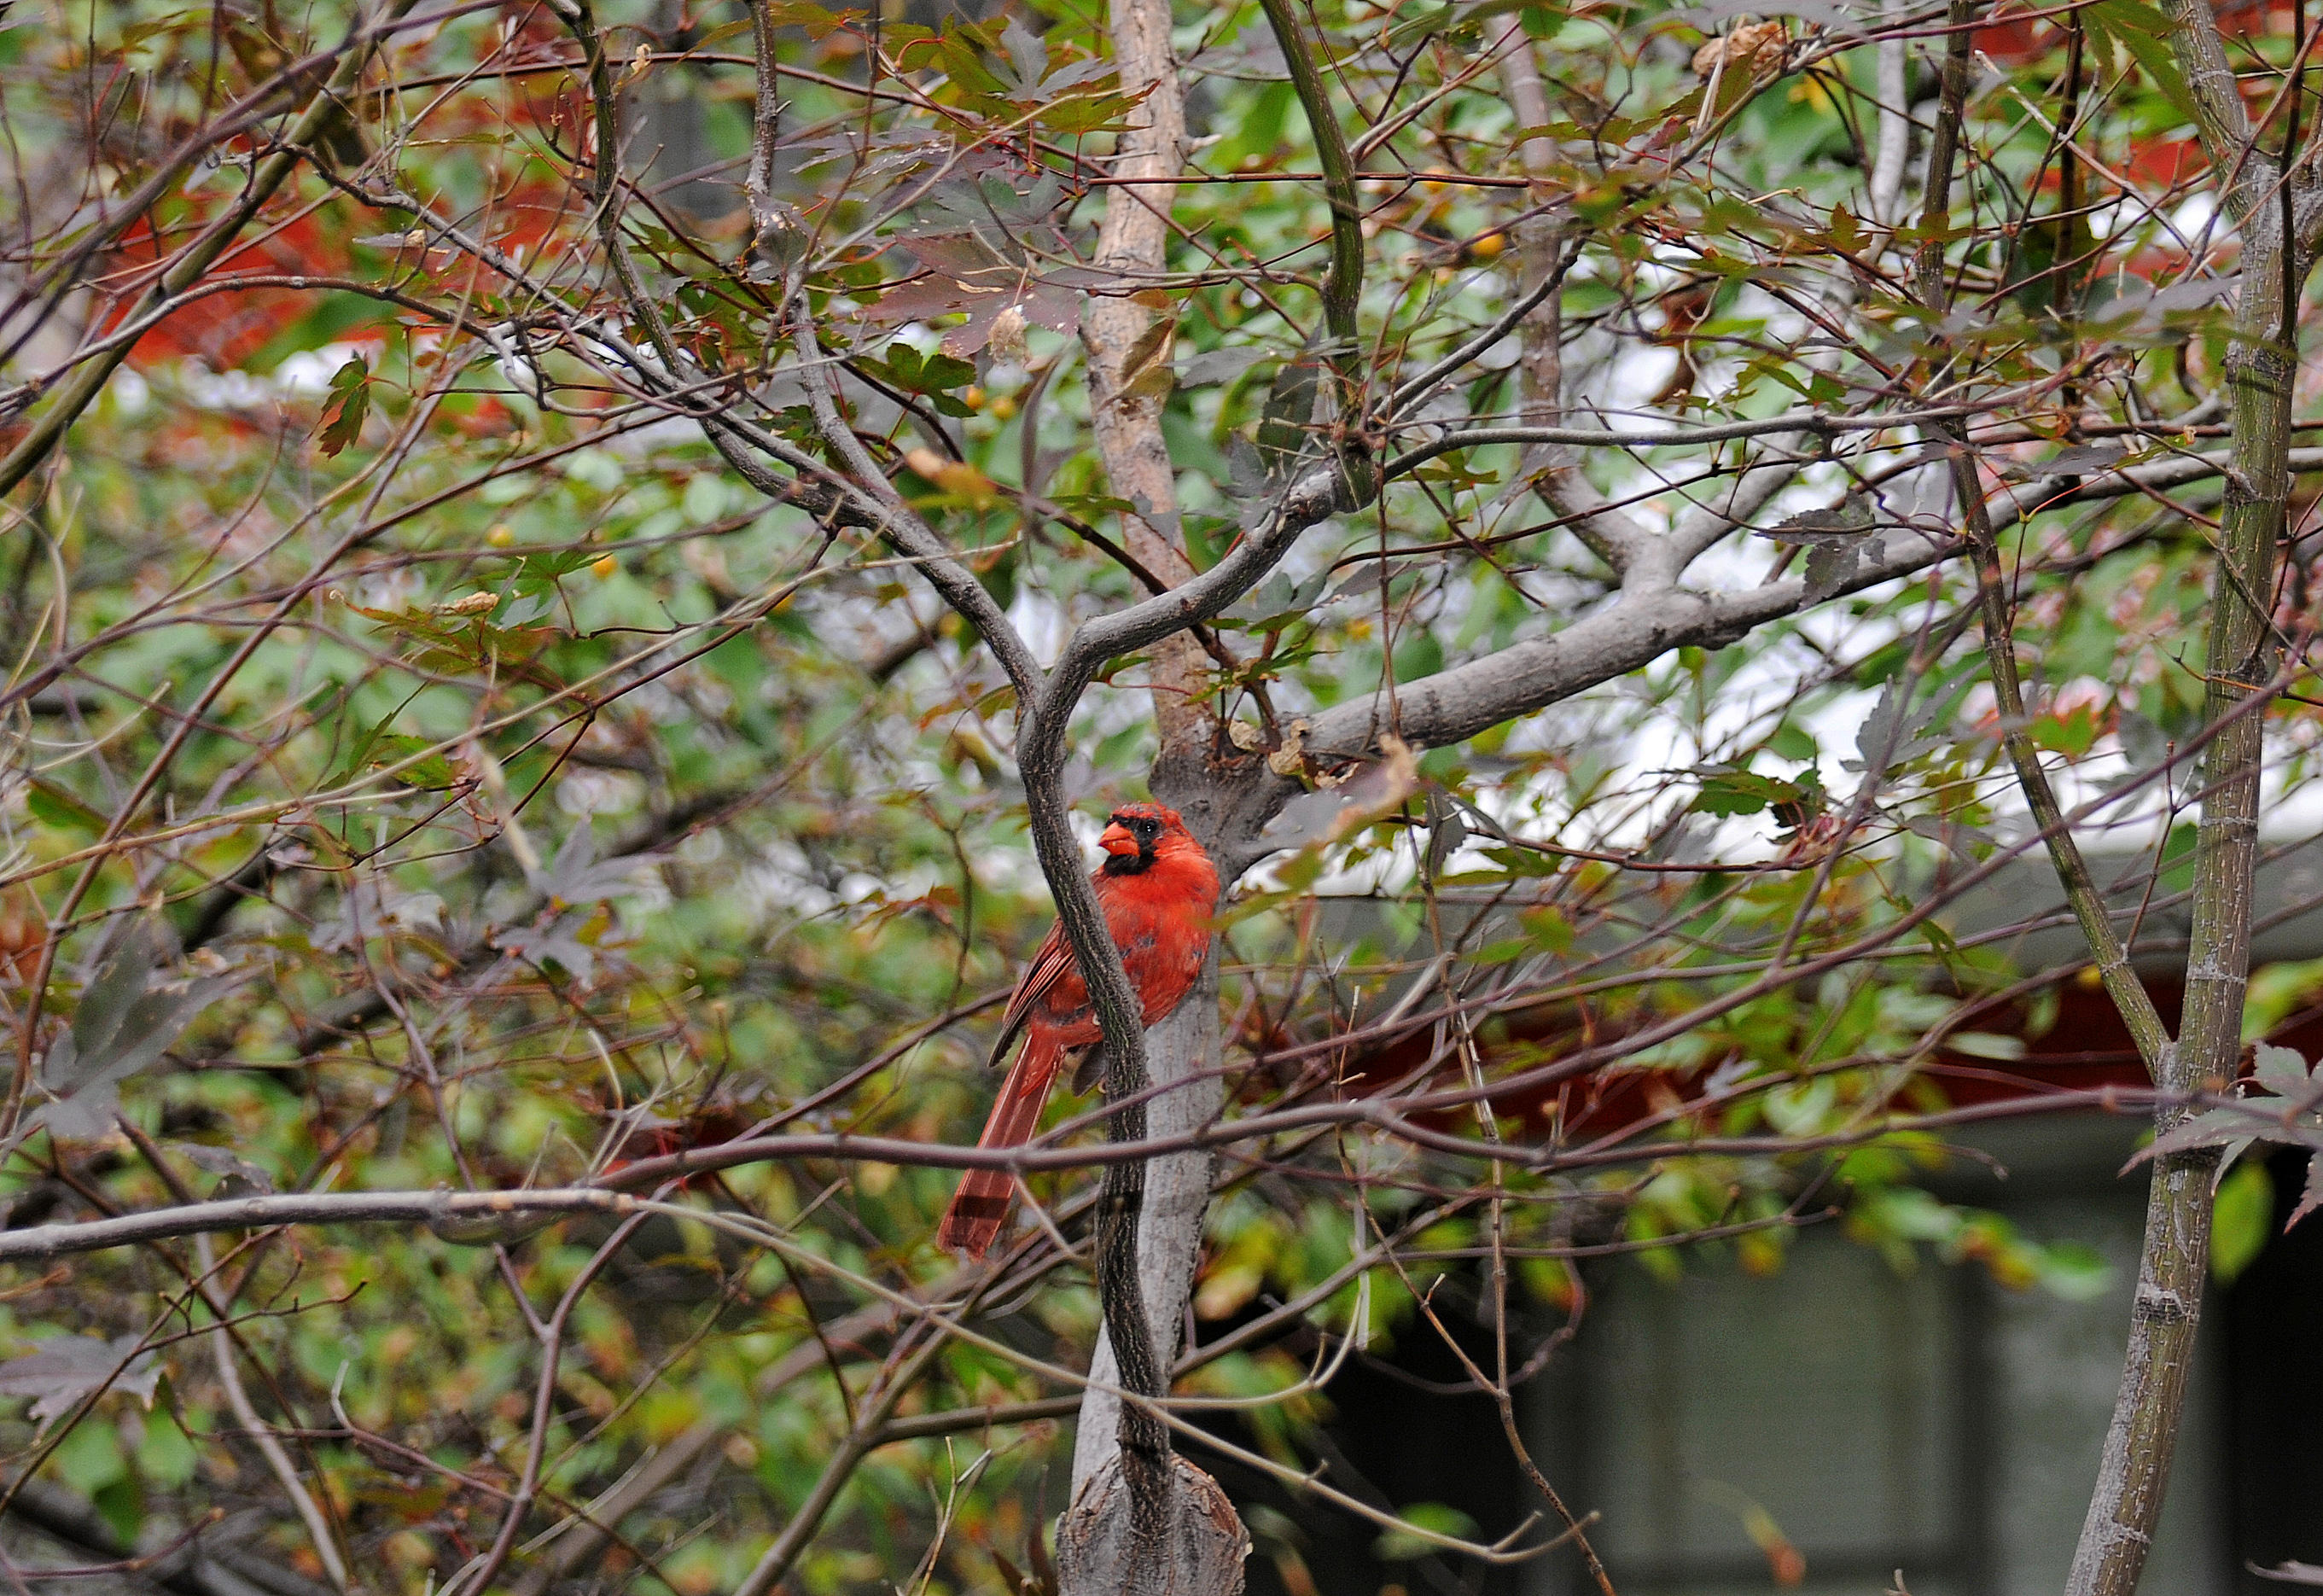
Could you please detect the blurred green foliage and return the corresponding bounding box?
[0,0,2285,1586]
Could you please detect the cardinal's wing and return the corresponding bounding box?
[987,917,1078,1068]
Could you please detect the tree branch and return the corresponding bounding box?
[1912,0,2173,1075]
[2069,0,2304,1579]
[0,0,424,504]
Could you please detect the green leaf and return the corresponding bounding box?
[1766,721,1817,762]
[26,778,104,832]
[2212,1159,2273,1284]
[137,1412,199,1488]
[2246,969,2323,1043]
[2029,701,2101,758]
[1373,1501,1478,1562]
[54,1417,128,1495]
[1764,1076,1837,1135]
[2087,0,2202,125]
[921,352,977,391]
[329,686,428,789]
[2033,1240,2116,1302]
[1829,201,1860,255]
[1519,904,1573,953]
[754,0,843,35]
[1690,765,1812,818]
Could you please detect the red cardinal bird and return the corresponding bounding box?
[939,802,1219,1257]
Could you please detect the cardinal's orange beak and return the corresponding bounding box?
[1099,822,1139,858]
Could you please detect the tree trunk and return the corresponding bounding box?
[1058,960,1248,1595]
[1068,960,1220,1491]
[2063,1,2310,1582]
[2065,255,2294,1596]
[1060,0,1246,1587]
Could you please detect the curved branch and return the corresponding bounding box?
[1294,522,1959,769]
[1258,0,1362,347]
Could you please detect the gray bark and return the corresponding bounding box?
[1057,1454,1247,1596]
[2063,0,2314,1580]
[1070,959,1221,1490]
[2065,271,2294,1596]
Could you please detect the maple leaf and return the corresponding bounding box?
[316,354,372,457]
[0,1335,161,1430]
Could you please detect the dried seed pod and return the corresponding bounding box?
[987,303,1029,363]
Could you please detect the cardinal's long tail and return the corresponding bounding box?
[938,1031,1066,1257]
